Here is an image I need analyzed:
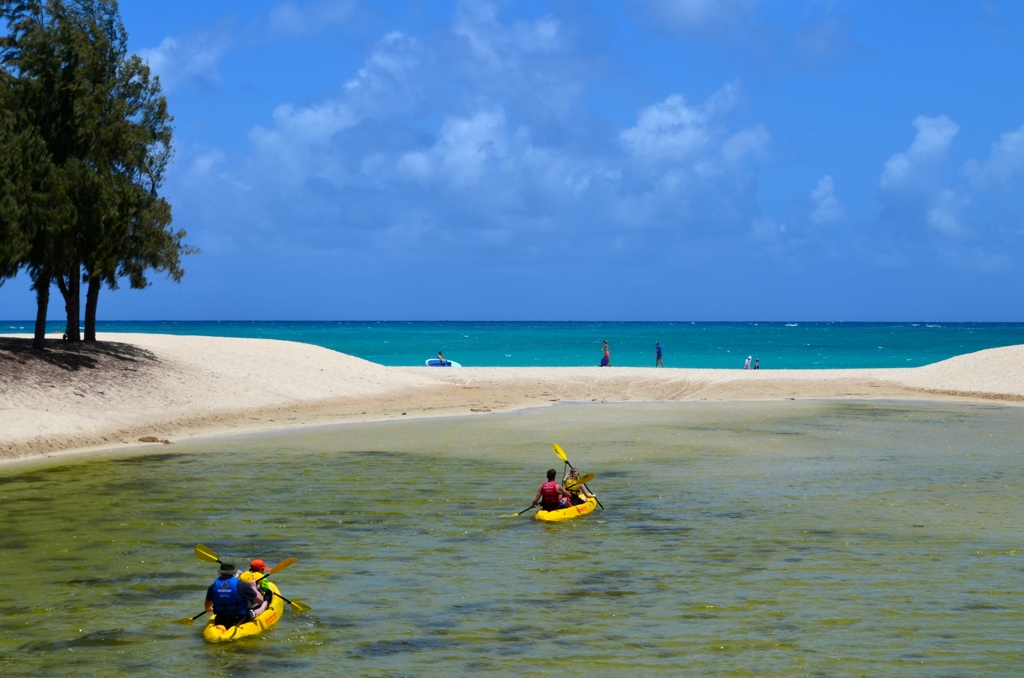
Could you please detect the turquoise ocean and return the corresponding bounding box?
[7,320,1024,368]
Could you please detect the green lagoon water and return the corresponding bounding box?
[0,401,1021,676]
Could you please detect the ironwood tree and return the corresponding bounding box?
[0,0,195,349]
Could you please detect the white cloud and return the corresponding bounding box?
[449,1,583,123]
[268,0,354,37]
[720,125,770,164]
[926,189,967,236]
[621,94,713,160]
[872,120,1024,244]
[875,115,979,240]
[879,115,959,191]
[343,32,423,115]
[271,102,357,144]
[966,123,1024,185]
[138,33,228,92]
[396,152,431,183]
[398,109,509,188]
[188,147,227,179]
[453,0,561,68]
[174,9,775,257]
[621,84,769,179]
[243,32,422,186]
[248,101,358,184]
[621,85,741,162]
[345,32,419,88]
[250,100,356,150]
[810,174,843,225]
[140,2,355,94]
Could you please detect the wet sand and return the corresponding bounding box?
[3,333,1023,462]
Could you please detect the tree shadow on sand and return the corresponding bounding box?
[0,337,159,373]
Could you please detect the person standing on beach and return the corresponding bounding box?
[654,341,664,367]
[601,340,611,367]
[754,358,759,370]
[744,356,751,369]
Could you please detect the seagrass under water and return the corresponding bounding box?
[0,401,1021,676]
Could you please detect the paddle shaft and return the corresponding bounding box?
[176,610,209,625]
[238,575,309,611]
[196,546,295,577]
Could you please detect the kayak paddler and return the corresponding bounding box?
[248,558,274,602]
[205,561,264,628]
[532,469,574,511]
[564,468,596,505]
[238,571,269,619]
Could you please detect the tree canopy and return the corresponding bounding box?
[0,0,195,348]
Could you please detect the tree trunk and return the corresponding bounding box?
[84,276,100,341]
[56,263,81,341]
[32,273,50,350]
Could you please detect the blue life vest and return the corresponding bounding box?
[211,576,247,615]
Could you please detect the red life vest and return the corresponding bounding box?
[540,481,561,504]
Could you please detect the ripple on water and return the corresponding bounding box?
[0,401,1022,676]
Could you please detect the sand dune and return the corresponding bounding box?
[2,333,1022,462]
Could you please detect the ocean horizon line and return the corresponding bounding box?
[5,319,1023,325]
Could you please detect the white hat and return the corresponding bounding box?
[748,356,752,359]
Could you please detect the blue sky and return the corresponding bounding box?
[3,0,1024,321]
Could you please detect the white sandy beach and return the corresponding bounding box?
[2,332,1023,462]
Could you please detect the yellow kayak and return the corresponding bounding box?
[535,496,598,522]
[203,581,285,642]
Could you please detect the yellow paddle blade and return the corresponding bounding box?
[552,443,568,462]
[267,557,298,576]
[565,472,594,489]
[289,600,312,613]
[194,544,219,563]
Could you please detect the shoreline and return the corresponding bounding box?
[3,333,1024,465]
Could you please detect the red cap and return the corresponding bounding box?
[250,559,268,571]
